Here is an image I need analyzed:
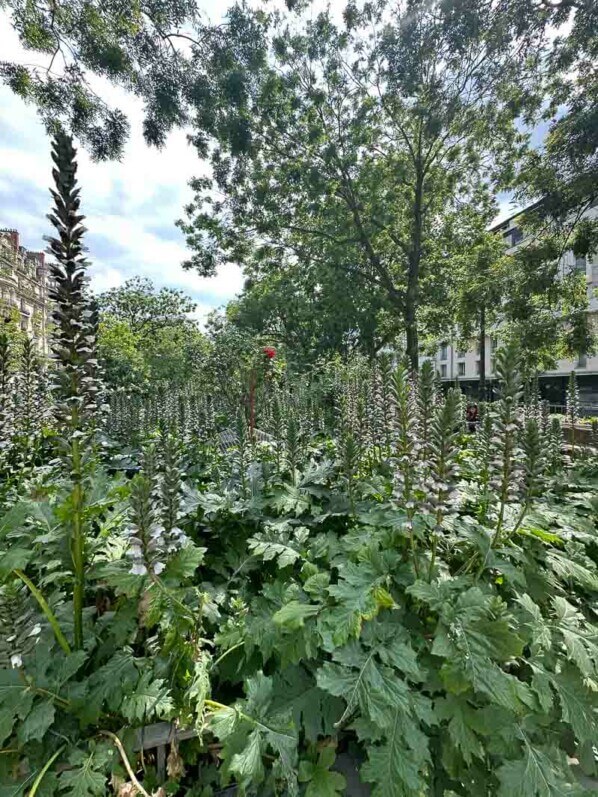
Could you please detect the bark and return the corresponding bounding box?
[479,304,486,400]
[405,169,424,372]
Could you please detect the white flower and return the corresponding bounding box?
[10,653,23,669]
[28,624,42,637]
[153,561,166,575]
[130,563,148,576]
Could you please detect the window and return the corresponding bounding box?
[476,360,481,375]
[458,362,466,376]
[490,357,496,374]
[491,337,498,351]
[440,364,447,378]
[440,344,448,361]
[457,349,466,358]
[511,227,523,245]
[577,353,587,368]
[574,255,586,273]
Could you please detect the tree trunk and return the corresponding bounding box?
[405,170,424,372]
[479,305,486,401]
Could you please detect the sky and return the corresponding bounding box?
[0,5,244,325]
[0,3,544,324]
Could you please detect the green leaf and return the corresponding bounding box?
[0,548,32,578]
[0,668,33,745]
[316,642,410,729]
[0,502,33,540]
[18,700,55,743]
[435,695,485,764]
[273,601,319,629]
[497,738,574,797]
[322,561,391,646]
[298,751,346,797]
[166,543,206,579]
[553,667,598,745]
[230,728,265,784]
[272,666,344,742]
[120,672,174,723]
[248,536,302,568]
[361,707,427,796]
[209,705,239,738]
[58,749,108,797]
[547,550,598,590]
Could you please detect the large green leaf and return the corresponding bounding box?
[553,666,598,745]
[120,671,174,723]
[497,738,580,797]
[361,706,428,797]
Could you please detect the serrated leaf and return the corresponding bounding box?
[18,699,55,743]
[209,705,239,739]
[298,756,346,797]
[497,738,573,797]
[435,696,484,764]
[361,707,427,796]
[230,728,265,783]
[272,666,344,742]
[0,548,32,577]
[273,601,319,629]
[121,671,173,723]
[59,747,111,796]
[553,667,598,745]
[316,643,410,729]
[166,543,206,579]
[248,537,302,568]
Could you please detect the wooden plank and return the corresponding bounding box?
[134,722,198,751]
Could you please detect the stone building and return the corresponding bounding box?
[0,228,53,352]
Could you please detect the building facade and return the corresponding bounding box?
[0,229,53,351]
[431,205,598,413]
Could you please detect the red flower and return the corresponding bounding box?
[263,346,276,360]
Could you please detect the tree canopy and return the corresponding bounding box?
[177,0,547,368]
[0,0,270,159]
[96,277,208,388]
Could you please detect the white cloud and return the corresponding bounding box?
[0,9,243,325]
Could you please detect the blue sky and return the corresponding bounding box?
[0,6,244,324]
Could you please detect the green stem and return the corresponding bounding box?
[28,745,65,797]
[204,699,295,740]
[13,569,71,654]
[212,642,245,671]
[71,435,85,650]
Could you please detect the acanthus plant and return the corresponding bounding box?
[0,135,213,797]
[0,149,597,796]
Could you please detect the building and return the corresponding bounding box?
[431,204,598,413]
[0,228,53,352]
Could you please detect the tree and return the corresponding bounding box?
[513,0,598,263]
[1,0,270,159]
[227,257,399,366]
[97,318,148,390]
[178,0,543,370]
[97,276,196,337]
[96,277,209,387]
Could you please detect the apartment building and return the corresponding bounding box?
[0,228,53,352]
[432,204,598,412]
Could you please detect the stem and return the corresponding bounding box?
[204,699,295,740]
[409,513,420,579]
[71,435,85,650]
[28,745,65,797]
[211,642,245,671]
[14,569,71,654]
[101,731,151,797]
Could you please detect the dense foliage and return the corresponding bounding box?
[96,277,208,390]
[1,134,598,797]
